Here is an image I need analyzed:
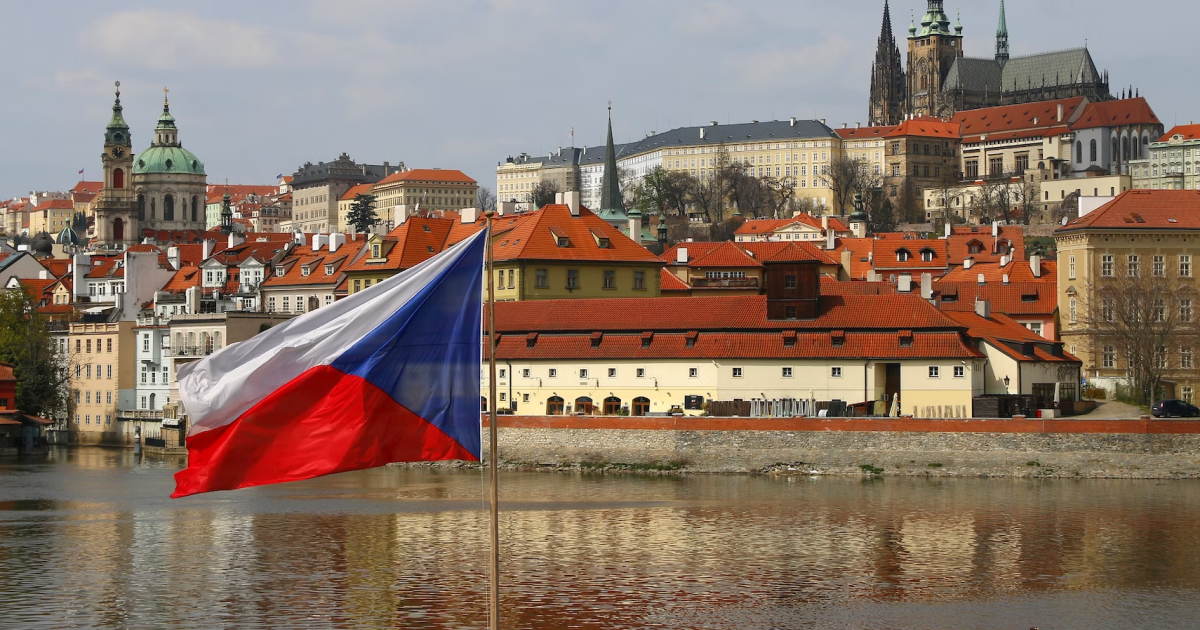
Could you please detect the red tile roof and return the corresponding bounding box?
[71,181,103,195]
[1073,98,1160,130]
[885,117,960,139]
[939,260,1056,284]
[1159,124,1200,143]
[829,237,875,280]
[686,241,763,268]
[871,239,948,271]
[376,168,476,186]
[835,125,898,140]
[1058,190,1200,232]
[734,214,848,237]
[933,281,1057,316]
[492,205,660,263]
[819,277,897,295]
[743,241,837,264]
[340,183,375,201]
[41,259,70,279]
[0,363,14,381]
[945,225,1025,264]
[344,217,481,273]
[944,311,1077,363]
[263,242,364,288]
[161,267,201,293]
[33,199,75,212]
[953,97,1086,139]
[659,269,690,293]
[494,294,963,333]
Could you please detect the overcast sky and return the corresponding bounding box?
[2,0,1195,200]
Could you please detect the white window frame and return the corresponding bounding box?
[928,366,940,378]
[782,367,793,378]
[831,367,842,378]
[688,367,699,378]
[732,367,743,378]
[954,366,965,378]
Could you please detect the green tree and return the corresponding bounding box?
[529,180,560,209]
[71,212,88,234]
[0,288,68,418]
[346,193,379,234]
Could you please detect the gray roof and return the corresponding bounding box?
[508,119,836,169]
[291,153,402,187]
[943,48,1101,94]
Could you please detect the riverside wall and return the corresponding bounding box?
[483,416,1200,479]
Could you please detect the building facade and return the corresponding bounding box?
[131,93,207,237]
[67,321,136,444]
[287,155,402,234]
[1130,125,1200,191]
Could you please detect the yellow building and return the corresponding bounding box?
[68,321,136,444]
[343,215,484,294]
[29,199,75,236]
[372,168,478,228]
[490,196,662,301]
[1055,190,1200,401]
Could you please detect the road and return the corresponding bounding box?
[1076,399,1143,418]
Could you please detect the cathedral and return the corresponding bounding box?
[868,1,1112,125]
[95,83,207,248]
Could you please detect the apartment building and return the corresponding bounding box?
[371,169,478,229]
[67,321,136,444]
[286,154,402,234]
[1130,125,1200,191]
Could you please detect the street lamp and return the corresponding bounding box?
[1003,375,1011,392]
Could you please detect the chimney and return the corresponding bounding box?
[1003,273,1010,285]
[992,221,999,238]
[898,275,912,293]
[498,201,516,216]
[628,213,642,243]
[820,118,826,125]
[700,127,706,139]
[1030,254,1042,278]
[228,231,246,249]
[944,222,952,238]
[555,192,564,205]
[38,269,50,280]
[461,207,478,224]
[826,229,835,251]
[677,247,689,264]
[842,122,848,129]
[821,215,829,230]
[312,234,328,251]
[964,258,974,270]
[789,117,796,127]
[975,299,991,319]
[977,273,986,285]
[1000,255,1011,267]
[167,246,180,271]
[920,273,933,300]
[564,191,581,216]
[185,285,200,315]
[329,233,346,253]
[202,239,217,260]
[1057,103,1064,122]
[855,122,861,129]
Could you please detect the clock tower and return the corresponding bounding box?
[94,81,138,248]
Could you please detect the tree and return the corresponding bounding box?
[71,212,88,234]
[820,155,871,216]
[1083,260,1199,406]
[1053,191,1080,225]
[1010,173,1040,226]
[869,198,898,235]
[475,187,497,213]
[0,288,68,418]
[638,166,690,216]
[345,193,378,234]
[528,180,559,209]
[978,175,1015,224]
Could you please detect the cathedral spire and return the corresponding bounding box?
[996,0,1010,62]
[869,1,906,126]
[105,81,130,145]
[599,104,624,213]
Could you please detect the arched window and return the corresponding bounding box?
[1076,141,1083,163]
[1090,139,1097,163]
[112,218,124,242]
[547,396,565,415]
[632,397,651,417]
[191,196,198,222]
[202,332,212,354]
[113,168,125,189]
[896,249,911,262]
[603,396,622,415]
[149,393,156,409]
[186,332,196,349]
[214,331,222,350]
[1134,137,1141,159]
[1111,138,1118,163]
[1123,136,1130,161]
[150,198,156,219]
[137,194,146,221]
[574,397,594,415]
[175,333,184,350]
[164,194,175,221]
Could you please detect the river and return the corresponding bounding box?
[2,447,1199,629]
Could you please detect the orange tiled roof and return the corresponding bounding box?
[871,239,948,271]
[0,363,14,381]
[344,218,479,273]
[945,225,1025,264]
[687,241,763,268]
[492,205,659,263]
[741,241,837,264]
[376,168,476,186]
[944,311,1077,363]
[340,183,375,201]
[819,277,898,295]
[885,117,960,139]
[953,97,1086,138]
[734,214,848,236]
[41,259,70,278]
[939,259,1055,283]
[659,269,690,293]
[71,181,103,195]
[263,241,366,288]
[829,237,875,280]
[161,266,201,293]
[933,281,1057,317]
[1059,190,1200,231]
[1159,124,1200,142]
[33,199,74,212]
[835,125,899,139]
[1073,98,1160,130]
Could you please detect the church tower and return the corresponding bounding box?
[995,0,1010,62]
[906,0,964,118]
[868,1,907,126]
[94,82,138,248]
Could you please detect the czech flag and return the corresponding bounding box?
[171,231,486,498]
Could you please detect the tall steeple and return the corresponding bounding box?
[599,104,624,213]
[105,81,130,147]
[869,1,907,126]
[995,1,1010,62]
[154,86,180,146]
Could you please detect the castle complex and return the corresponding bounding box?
[869,1,1113,125]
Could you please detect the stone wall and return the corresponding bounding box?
[486,416,1200,479]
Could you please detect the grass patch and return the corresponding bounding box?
[860,464,885,475]
[1026,461,1042,467]
[927,463,944,469]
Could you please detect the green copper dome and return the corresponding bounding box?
[134,145,205,175]
[56,226,82,246]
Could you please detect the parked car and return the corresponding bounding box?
[1151,399,1200,418]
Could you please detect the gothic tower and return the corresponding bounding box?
[868,1,907,126]
[906,0,964,118]
[995,0,1010,62]
[599,106,624,214]
[94,82,138,248]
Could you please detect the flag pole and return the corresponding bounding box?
[483,209,501,630]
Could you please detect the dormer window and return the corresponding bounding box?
[967,240,983,254]
[423,225,431,233]
[275,266,285,276]
[301,266,311,277]
[324,264,334,276]
[896,249,911,262]
[551,227,570,247]
[597,237,610,248]
[921,249,934,262]
[372,244,382,258]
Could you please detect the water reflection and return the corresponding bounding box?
[0,449,1198,629]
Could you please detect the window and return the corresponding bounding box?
[535,268,548,289]
[1069,256,1076,279]
[107,365,112,379]
[954,366,965,378]
[608,368,616,378]
[636,368,646,378]
[1185,386,1195,403]
[1069,298,1077,324]
[268,296,276,311]
[86,365,91,379]
[688,368,698,378]
[282,296,290,311]
[785,274,797,289]
[143,335,150,352]
[106,392,111,404]
[566,270,579,289]
[633,271,645,290]
[785,306,798,319]
[1076,141,1083,163]
[896,249,911,262]
[1089,139,1098,163]
[1101,255,1114,277]
[1102,298,1114,322]
[928,366,940,378]
[603,270,615,289]
[1182,255,1192,277]
[548,369,557,378]
[507,270,515,289]
[499,393,506,402]
[107,339,112,353]
[782,367,793,378]
[1026,322,1044,337]
[579,369,589,379]
[831,367,842,378]
[499,369,507,379]
[1103,345,1116,369]
[1154,255,1165,277]
[523,394,530,403]
[921,249,934,262]
[1183,347,1194,370]
[1155,299,1166,322]
[732,368,743,378]
[1158,346,1169,369]
[1127,255,1140,277]
[522,369,530,378]
[1183,299,1193,323]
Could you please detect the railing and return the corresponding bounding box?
[173,345,212,357]
[691,278,760,289]
[118,410,165,420]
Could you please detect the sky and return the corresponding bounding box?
[2,0,1197,201]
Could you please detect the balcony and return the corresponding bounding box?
[117,409,165,421]
[173,345,213,358]
[691,277,760,289]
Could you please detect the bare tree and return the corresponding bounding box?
[820,155,871,216]
[475,187,497,213]
[1010,173,1040,226]
[1083,259,1199,406]
[684,171,726,228]
[637,166,690,216]
[528,180,560,209]
[1053,191,1080,225]
[978,175,1016,224]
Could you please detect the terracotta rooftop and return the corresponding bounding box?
[871,239,948,271]
[344,217,483,273]
[376,168,476,186]
[885,117,960,139]
[953,97,1086,138]
[945,311,1078,363]
[1158,124,1200,143]
[939,259,1055,284]
[1058,190,1200,232]
[933,281,1057,316]
[1073,97,1160,130]
[340,183,375,201]
[835,125,898,140]
[492,205,659,263]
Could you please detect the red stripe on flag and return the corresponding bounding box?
[172,365,477,498]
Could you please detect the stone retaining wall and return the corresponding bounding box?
[486,416,1200,479]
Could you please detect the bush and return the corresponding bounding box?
[1083,387,1107,400]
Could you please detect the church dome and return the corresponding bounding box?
[134,145,205,176]
[56,226,82,246]
[31,232,54,256]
